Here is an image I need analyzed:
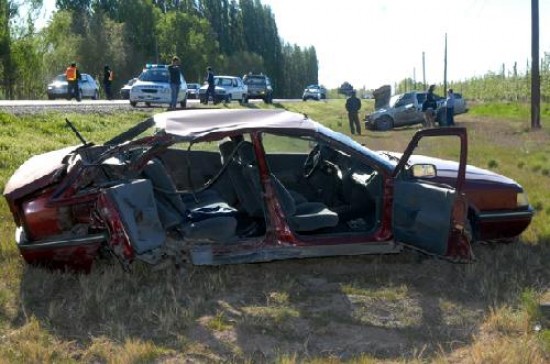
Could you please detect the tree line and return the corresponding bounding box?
[0,0,319,99]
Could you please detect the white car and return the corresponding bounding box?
[186,83,201,99]
[47,73,100,100]
[199,76,248,104]
[302,84,327,101]
[129,64,187,108]
[446,92,468,115]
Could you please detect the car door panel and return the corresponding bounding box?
[391,127,471,260]
[393,180,455,255]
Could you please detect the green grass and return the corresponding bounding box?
[1,102,550,362]
[468,101,550,121]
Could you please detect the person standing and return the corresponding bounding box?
[168,56,183,110]
[204,66,215,104]
[445,88,455,126]
[345,89,362,135]
[421,84,437,128]
[103,65,114,100]
[65,62,81,101]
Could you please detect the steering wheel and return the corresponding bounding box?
[303,144,322,178]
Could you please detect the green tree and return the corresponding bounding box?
[156,10,219,83]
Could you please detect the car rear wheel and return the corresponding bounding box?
[180,99,187,109]
[145,102,152,107]
[240,95,248,105]
[92,90,99,100]
[375,116,394,131]
[225,95,231,103]
[130,101,137,107]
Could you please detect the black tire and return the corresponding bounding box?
[180,98,187,109]
[225,94,231,103]
[145,102,151,107]
[240,95,248,105]
[92,90,99,100]
[130,101,137,107]
[302,97,307,101]
[47,95,55,100]
[375,116,394,131]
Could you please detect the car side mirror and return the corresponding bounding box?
[409,163,437,178]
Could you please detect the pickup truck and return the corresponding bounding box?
[365,91,446,131]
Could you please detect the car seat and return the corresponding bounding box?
[235,141,339,232]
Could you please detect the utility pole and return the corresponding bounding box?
[422,52,426,90]
[443,33,448,93]
[531,0,541,129]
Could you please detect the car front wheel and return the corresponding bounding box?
[375,116,394,131]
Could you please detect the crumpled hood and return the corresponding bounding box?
[3,146,78,200]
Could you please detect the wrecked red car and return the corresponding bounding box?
[3,109,534,271]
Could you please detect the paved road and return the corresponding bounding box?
[0,98,299,115]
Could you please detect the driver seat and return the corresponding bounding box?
[237,141,339,232]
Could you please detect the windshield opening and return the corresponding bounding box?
[139,69,169,83]
[244,77,266,86]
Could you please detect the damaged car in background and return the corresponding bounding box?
[3,109,533,272]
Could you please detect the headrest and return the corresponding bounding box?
[219,139,237,164]
[237,141,255,165]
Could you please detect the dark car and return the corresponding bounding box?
[3,110,533,272]
[242,73,273,103]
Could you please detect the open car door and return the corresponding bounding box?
[391,128,472,261]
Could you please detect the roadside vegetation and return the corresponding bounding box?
[1,101,550,363]
[1,1,319,101]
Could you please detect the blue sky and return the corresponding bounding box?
[263,0,550,89]
[37,0,549,89]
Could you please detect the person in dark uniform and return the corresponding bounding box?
[103,65,114,100]
[345,90,362,135]
[204,66,215,104]
[168,56,183,110]
[421,84,437,128]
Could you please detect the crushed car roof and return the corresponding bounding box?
[153,109,318,140]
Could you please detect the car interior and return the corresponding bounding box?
[92,131,384,250]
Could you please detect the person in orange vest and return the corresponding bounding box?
[65,62,81,101]
[103,65,114,100]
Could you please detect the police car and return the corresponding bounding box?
[129,64,188,108]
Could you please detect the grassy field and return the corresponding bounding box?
[1,101,550,363]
